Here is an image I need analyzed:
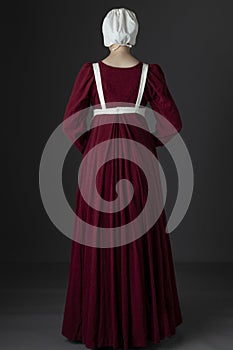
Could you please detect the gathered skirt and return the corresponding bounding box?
[61,113,183,349]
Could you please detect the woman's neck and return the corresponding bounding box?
[102,45,140,67]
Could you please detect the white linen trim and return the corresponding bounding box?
[135,63,149,108]
[92,63,106,109]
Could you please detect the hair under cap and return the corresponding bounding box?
[102,8,139,49]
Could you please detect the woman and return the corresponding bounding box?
[61,7,183,350]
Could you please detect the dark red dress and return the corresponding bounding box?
[61,60,183,349]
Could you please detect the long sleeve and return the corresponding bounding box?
[147,63,183,147]
[62,62,94,154]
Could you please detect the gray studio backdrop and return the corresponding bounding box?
[3,1,233,263]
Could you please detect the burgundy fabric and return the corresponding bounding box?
[61,61,183,349]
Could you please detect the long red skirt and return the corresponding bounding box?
[61,113,183,349]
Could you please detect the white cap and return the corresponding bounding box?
[102,8,139,49]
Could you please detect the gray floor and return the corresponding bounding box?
[0,262,232,350]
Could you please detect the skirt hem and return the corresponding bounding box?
[61,317,182,350]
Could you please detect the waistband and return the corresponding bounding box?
[92,106,146,118]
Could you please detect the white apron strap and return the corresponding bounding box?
[92,62,106,109]
[92,62,148,111]
[135,63,149,108]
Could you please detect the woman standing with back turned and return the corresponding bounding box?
[61,7,183,350]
